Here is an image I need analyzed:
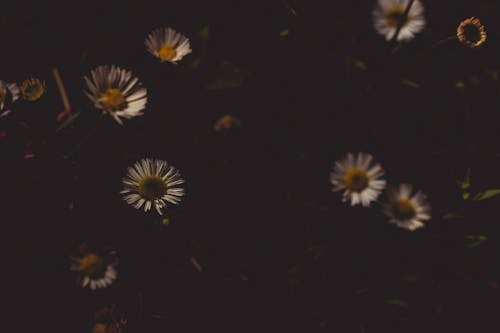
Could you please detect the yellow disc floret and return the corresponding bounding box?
[138,176,168,200]
[78,253,105,276]
[343,168,369,193]
[457,17,487,48]
[385,6,407,28]
[99,88,127,111]
[391,199,416,221]
[157,44,177,62]
[20,78,45,101]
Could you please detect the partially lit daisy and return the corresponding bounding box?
[457,17,487,48]
[84,65,147,125]
[92,305,127,333]
[330,152,387,207]
[382,183,431,231]
[372,0,426,42]
[20,78,45,101]
[69,243,118,290]
[0,80,20,117]
[145,27,192,64]
[121,158,185,215]
[214,114,241,132]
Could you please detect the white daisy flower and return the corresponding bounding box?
[382,183,431,231]
[84,65,147,125]
[145,27,192,64]
[330,152,387,207]
[121,158,185,215]
[0,80,20,118]
[69,244,119,290]
[372,0,426,42]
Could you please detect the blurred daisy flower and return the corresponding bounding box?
[69,243,118,290]
[372,0,426,42]
[84,65,147,125]
[121,158,185,215]
[214,114,241,132]
[0,80,20,117]
[91,305,127,333]
[20,78,45,101]
[145,27,192,64]
[457,17,487,48]
[330,152,386,207]
[382,183,431,231]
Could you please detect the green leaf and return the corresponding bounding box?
[287,264,302,275]
[470,76,481,86]
[400,274,420,283]
[355,288,368,295]
[279,28,290,36]
[465,234,488,248]
[238,272,249,283]
[442,212,464,220]
[345,57,367,71]
[151,314,168,320]
[17,121,31,129]
[401,78,420,88]
[456,168,471,190]
[435,304,443,317]
[198,25,209,42]
[455,81,465,90]
[184,25,209,70]
[205,61,251,90]
[387,299,409,309]
[56,112,81,132]
[472,189,500,201]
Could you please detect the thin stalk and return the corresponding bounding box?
[390,0,416,43]
[63,113,104,159]
[52,68,71,111]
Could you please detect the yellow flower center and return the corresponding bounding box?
[0,88,6,109]
[158,44,177,62]
[138,176,168,200]
[343,168,369,193]
[92,323,108,333]
[99,88,126,111]
[20,78,45,101]
[78,253,105,276]
[457,18,487,48]
[385,7,408,28]
[214,114,241,132]
[391,199,416,220]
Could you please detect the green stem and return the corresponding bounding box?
[63,113,104,159]
[431,35,458,49]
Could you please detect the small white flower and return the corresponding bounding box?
[382,183,431,231]
[0,80,20,118]
[330,152,387,207]
[145,27,192,64]
[84,65,147,125]
[121,158,185,215]
[69,244,119,290]
[372,0,426,42]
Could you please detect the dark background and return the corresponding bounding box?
[3,0,500,331]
